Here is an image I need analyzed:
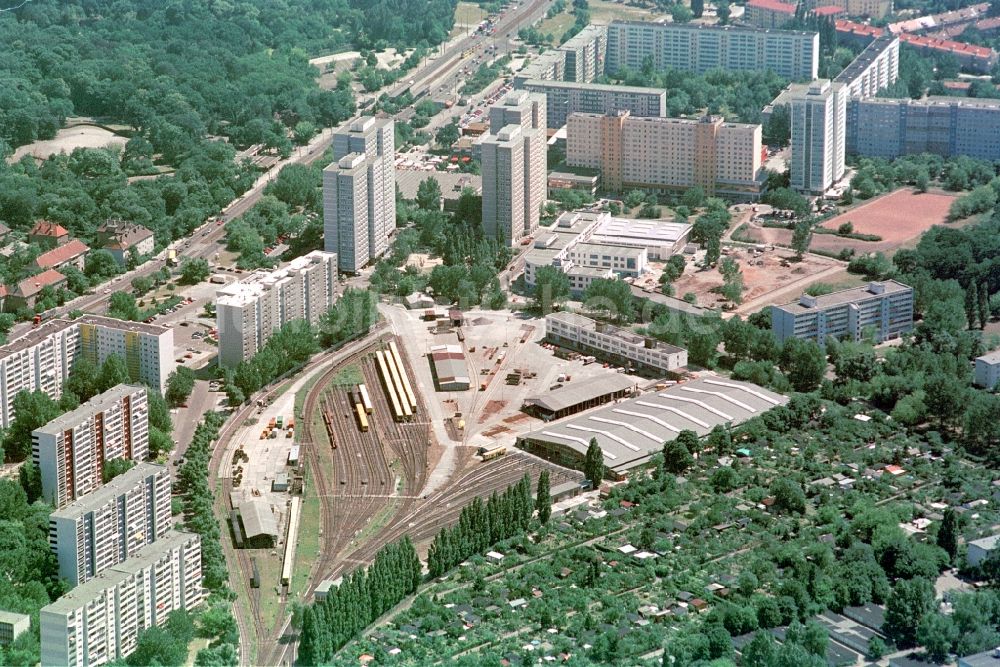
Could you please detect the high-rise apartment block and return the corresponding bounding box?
[323,117,395,274]
[605,21,819,81]
[40,530,204,667]
[566,111,764,198]
[0,316,173,428]
[560,25,607,82]
[771,280,914,345]
[790,80,848,194]
[49,462,172,586]
[846,96,1000,161]
[521,79,666,129]
[480,91,547,247]
[215,250,338,368]
[833,34,900,99]
[744,0,798,29]
[32,384,149,510]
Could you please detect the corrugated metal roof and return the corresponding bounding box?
[239,499,278,538]
[524,375,636,413]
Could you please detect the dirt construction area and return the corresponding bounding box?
[11,124,128,162]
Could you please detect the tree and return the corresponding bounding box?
[108,291,141,321]
[584,437,604,485]
[924,372,967,431]
[85,249,121,280]
[978,281,990,327]
[719,256,744,303]
[717,0,731,24]
[779,338,826,392]
[435,121,460,149]
[531,266,571,312]
[179,258,210,285]
[691,0,705,18]
[671,3,694,22]
[791,220,813,258]
[102,457,136,483]
[675,429,700,456]
[966,281,979,329]
[885,577,935,647]
[937,508,958,563]
[918,613,957,663]
[165,367,196,407]
[99,354,131,390]
[661,438,694,474]
[583,278,635,323]
[3,391,62,461]
[416,176,442,211]
[770,478,806,514]
[535,470,551,525]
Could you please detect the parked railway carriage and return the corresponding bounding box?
[374,350,405,421]
[479,445,507,461]
[388,341,418,412]
[355,403,369,432]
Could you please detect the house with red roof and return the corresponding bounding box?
[28,221,70,249]
[34,239,90,271]
[1,269,67,312]
[96,220,155,266]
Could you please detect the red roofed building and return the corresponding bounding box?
[28,221,70,249]
[744,0,797,28]
[836,18,999,73]
[2,269,67,312]
[34,239,90,271]
[810,5,844,17]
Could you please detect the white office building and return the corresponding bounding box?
[546,311,688,375]
[0,316,173,428]
[32,384,149,510]
[215,250,338,368]
[323,117,395,273]
[40,531,204,667]
[480,92,547,247]
[49,463,172,586]
[790,80,848,194]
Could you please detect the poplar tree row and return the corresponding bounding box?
[298,537,421,666]
[427,475,533,578]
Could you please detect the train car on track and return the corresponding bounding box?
[382,345,413,420]
[388,341,418,412]
[280,497,301,587]
[479,444,507,461]
[375,350,404,421]
[355,403,369,432]
[358,383,373,415]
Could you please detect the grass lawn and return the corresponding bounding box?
[589,0,666,22]
[453,2,488,37]
[536,9,577,41]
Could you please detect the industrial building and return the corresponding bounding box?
[0,611,29,646]
[523,374,637,421]
[33,384,150,509]
[524,210,691,293]
[545,312,688,376]
[429,344,471,391]
[517,376,787,477]
[846,96,1000,161]
[49,463,172,586]
[974,351,1000,390]
[40,530,204,667]
[770,280,914,345]
[215,250,338,368]
[236,498,279,549]
[0,316,174,428]
[323,117,395,273]
[566,111,765,198]
[605,21,819,81]
[480,91,547,247]
[520,79,666,129]
[790,80,848,194]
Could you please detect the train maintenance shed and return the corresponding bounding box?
[523,374,637,421]
[237,498,279,548]
[517,375,787,478]
[429,344,471,391]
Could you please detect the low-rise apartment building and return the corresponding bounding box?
[974,351,1000,390]
[520,79,666,129]
[567,111,765,198]
[546,311,688,375]
[216,250,338,367]
[771,280,914,345]
[40,530,204,667]
[0,611,29,646]
[743,0,797,29]
[33,384,150,509]
[49,463,172,586]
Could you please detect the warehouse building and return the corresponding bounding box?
[236,499,279,549]
[429,344,471,391]
[523,374,637,421]
[545,312,688,376]
[517,376,787,477]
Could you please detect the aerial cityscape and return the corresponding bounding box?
[3,0,1000,666]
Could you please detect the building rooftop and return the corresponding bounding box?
[98,220,154,251]
[548,311,687,355]
[29,220,69,238]
[609,18,818,38]
[591,215,691,246]
[968,534,1000,551]
[810,5,844,16]
[959,648,1000,667]
[34,239,90,269]
[977,350,1000,365]
[50,463,166,521]
[10,268,66,298]
[524,374,638,414]
[430,344,470,385]
[33,384,146,436]
[888,2,990,34]
[747,0,797,15]
[41,530,199,615]
[76,314,171,337]
[834,34,899,86]
[216,251,335,308]
[776,280,912,315]
[0,610,28,625]
[521,375,787,473]
[239,499,278,539]
[860,95,1000,110]
[523,79,662,95]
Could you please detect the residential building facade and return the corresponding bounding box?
[40,531,204,667]
[771,280,914,345]
[605,21,819,81]
[520,79,666,129]
[566,111,764,198]
[790,80,848,194]
[49,463,172,585]
[215,250,338,367]
[33,384,150,509]
[546,311,688,375]
[846,96,1000,161]
[833,34,900,99]
[96,221,155,266]
[323,117,395,273]
[0,316,173,428]
[0,611,29,646]
[744,0,797,29]
[974,351,1000,390]
[560,25,608,82]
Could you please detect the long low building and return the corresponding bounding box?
[545,311,688,377]
[430,344,470,391]
[523,374,638,421]
[520,79,666,129]
[517,376,787,477]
